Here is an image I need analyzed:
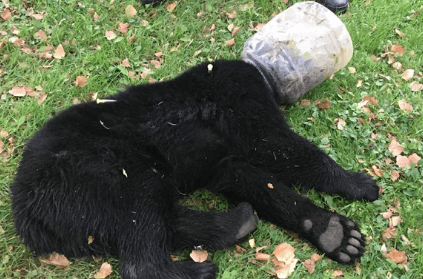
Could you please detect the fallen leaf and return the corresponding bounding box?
[121,59,131,68]
[303,258,316,274]
[396,155,411,168]
[118,22,130,34]
[256,252,270,261]
[348,67,356,74]
[150,60,161,68]
[88,236,94,244]
[38,92,47,104]
[273,243,296,263]
[8,87,26,97]
[332,270,344,278]
[190,250,208,263]
[54,44,65,59]
[93,12,99,21]
[125,5,137,17]
[1,8,11,21]
[408,153,421,165]
[155,52,163,58]
[93,262,113,279]
[316,99,331,110]
[231,27,241,37]
[40,253,70,267]
[140,68,151,79]
[391,216,401,227]
[334,118,346,130]
[105,30,116,41]
[410,82,423,92]
[382,226,397,240]
[249,238,255,248]
[356,79,363,87]
[388,139,403,157]
[391,170,400,181]
[363,96,378,105]
[391,45,405,54]
[392,62,402,70]
[226,10,236,19]
[371,165,383,178]
[74,76,88,87]
[395,29,405,37]
[398,100,413,111]
[165,2,178,12]
[32,13,43,20]
[401,69,414,81]
[267,183,274,189]
[385,249,407,264]
[227,23,234,33]
[225,38,235,47]
[34,30,47,41]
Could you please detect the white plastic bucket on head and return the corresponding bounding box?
[242,1,353,104]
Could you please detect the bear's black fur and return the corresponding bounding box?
[11,60,379,279]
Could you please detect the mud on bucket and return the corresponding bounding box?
[242,1,353,104]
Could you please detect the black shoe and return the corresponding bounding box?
[315,0,349,12]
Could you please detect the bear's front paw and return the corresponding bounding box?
[350,172,379,201]
[302,215,365,264]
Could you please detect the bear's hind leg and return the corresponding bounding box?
[171,202,258,251]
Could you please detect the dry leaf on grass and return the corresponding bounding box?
[316,99,331,110]
[54,44,65,59]
[105,30,117,41]
[225,38,235,47]
[121,59,131,68]
[74,76,88,87]
[256,252,270,261]
[165,2,178,12]
[93,262,113,278]
[118,22,130,34]
[125,5,137,17]
[190,250,208,263]
[272,243,298,278]
[385,249,407,264]
[302,253,321,274]
[388,139,403,157]
[391,170,400,181]
[332,270,344,278]
[8,86,26,97]
[334,118,346,130]
[391,44,405,54]
[40,253,70,267]
[401,69,414,81]
[1,8,11,21]
[34,30,47,41]
[398,100,413,111]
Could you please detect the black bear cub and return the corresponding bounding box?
[11,60,378,279]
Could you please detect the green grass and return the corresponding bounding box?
[1,0,422,278]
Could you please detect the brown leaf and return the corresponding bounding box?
[8,87,26,97]
[150,60,161,68]
[165,2,178,12]
[1,8,11,21]
[332,270,344,278]
[155,52,163,58]
[225,38,235,47]
[118,22,130,34]
[392,62,402,70]
[267,183,274,189]
[125,5,137,17]
[334,118,346,131]
[190,250,208,263]
[0,129,9,138]
[93,12,99,21]
[40,253,70,267]
[395,29,405,37]
[398,100,413,111]
[410,82,423,92]
[74,76,88,87]
[371,165,383,178]
[37,92,47,104]
[231,27,241,37]
[385,249,407,264]
[302,258,315,274]
[273,243,295,263]
[140,68,151,79]
[256,252,270,261]
[300,99,310,107]
[391,45,405,54]
[34,30,47,41]
[105,30,117,41]
[121,59,131,68]
[391,170,400,181]
[408,153,421,165]
[88,236,94,244]
[388,139,403,157]
[93,262,113,279]
[348,67,356,74]
[32,13,43,20]
[316,99,331,110]
[391,216,401,227]
[363,96,378,105]
[396,155,411,168]
[226,10,237,19]
[54,44,65,59]
[401,69,414,81]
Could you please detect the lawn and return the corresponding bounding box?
[1,0,422,278]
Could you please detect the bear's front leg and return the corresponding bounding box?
[250,130,379,202]
[211,162,366,264]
